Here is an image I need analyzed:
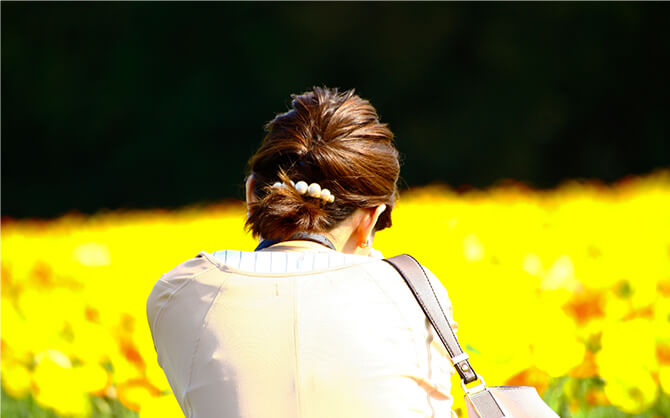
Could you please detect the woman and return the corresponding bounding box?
[147,87,458,417]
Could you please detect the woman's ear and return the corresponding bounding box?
[245,174,257,204]
[356,204,387,248]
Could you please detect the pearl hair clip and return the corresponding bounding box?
[272,180,335,203]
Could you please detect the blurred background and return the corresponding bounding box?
[2,3,669,418]
[3,2,668,218]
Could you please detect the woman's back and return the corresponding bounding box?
[147,87,458,417]
[147,247,457,418]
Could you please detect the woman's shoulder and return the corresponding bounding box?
[146,253,219,328]
[153,252,219,289]
[362,257,458,332]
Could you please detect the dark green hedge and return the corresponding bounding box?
[3,3,669,218]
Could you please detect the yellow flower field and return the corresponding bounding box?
[2,171,669,417]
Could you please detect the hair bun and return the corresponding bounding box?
[246,87,399,240]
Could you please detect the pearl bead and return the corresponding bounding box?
[308,183,321,197]
[328,195,335,203]
[320,189,331,201]
[272,182,282,188]
[295,181,308,194]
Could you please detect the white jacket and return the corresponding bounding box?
[147,246,457,418]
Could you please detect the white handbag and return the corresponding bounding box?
[384,254,560,418]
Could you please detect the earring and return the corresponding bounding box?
[359,237,370,248]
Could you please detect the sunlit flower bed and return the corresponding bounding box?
[2,171,669,417]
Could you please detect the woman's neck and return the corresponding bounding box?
[263,240,335,252]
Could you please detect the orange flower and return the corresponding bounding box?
[569,350,599,378]
[657,343,670,365]
[505,367,551,395]
[116,379,160,412]
[563,289,606,325]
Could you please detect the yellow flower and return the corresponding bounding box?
[1,361,31,399]
[145,361,171,393]
[73,362,110,395]
[139,393,183,418]
[72,241,112,267]
[70,320,119,364]
[603,368,658,414]
[654,296,670,344]
[32,349,91,417]
[596,319,658,380]
[660,365,670,396]
[116,380,156,412]
[1,299,33,364]
[541,255,579,292]
[530,305,585,378]
[34,348,72,368]
[109,351,144,383]
[462,234,485,262]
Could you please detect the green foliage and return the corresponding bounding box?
[542,377,670,418]
[1,389,138,418]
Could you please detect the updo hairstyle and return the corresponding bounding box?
[245,87,400,240]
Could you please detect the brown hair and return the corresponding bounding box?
[245,87,400,240]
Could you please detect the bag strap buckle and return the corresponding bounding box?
[461,374,487,395]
